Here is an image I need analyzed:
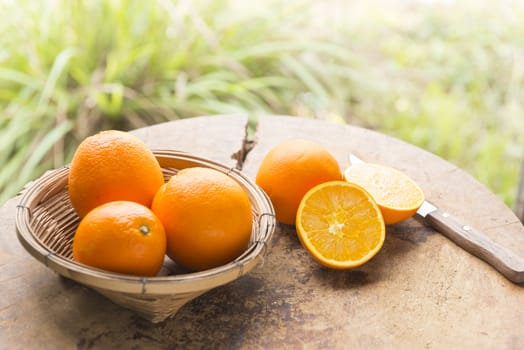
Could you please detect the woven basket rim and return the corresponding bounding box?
[16,149,276,295]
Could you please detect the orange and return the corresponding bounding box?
[151,167,253,272]
[72,201,166,277]
[344,163,425,224]
[68,130,164,218]
[255,139,342,225]
[296,181,385,269]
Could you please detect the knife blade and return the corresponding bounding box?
[348,153,524,283]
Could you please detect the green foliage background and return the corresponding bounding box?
[1,0,523,208]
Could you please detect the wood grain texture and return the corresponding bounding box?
[2,115,524,349]
[131,114,248,167]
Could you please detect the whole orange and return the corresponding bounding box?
[151,167,253,272]
[68,130,164,218]
[72,201,166,277]
[255,139,342,225]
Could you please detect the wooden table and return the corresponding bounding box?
[2,114,524,349]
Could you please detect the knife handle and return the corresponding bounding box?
[425,209,524,283]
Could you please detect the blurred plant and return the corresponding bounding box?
[333,2,524,206]
[298,0,524,206]
[0,0,357,204]
[1,0,523,209]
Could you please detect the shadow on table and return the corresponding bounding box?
[39,218,435,349]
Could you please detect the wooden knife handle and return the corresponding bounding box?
[425,209,524,283]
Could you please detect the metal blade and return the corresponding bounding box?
[416,200,438,218]
[348,153,365,165]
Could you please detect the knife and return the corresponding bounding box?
[348,154,524,283]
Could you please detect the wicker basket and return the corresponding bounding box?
[15,150,276,323]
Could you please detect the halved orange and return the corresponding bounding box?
[344,163,425,224]
[296,181,385,269]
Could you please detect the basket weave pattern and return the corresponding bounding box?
[16,150,275,323]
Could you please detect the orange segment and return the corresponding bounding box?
[344,163,425,224]
[296,181,385,269]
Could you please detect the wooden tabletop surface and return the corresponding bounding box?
[1,114,524,349]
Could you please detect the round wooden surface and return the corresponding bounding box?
[1,114,523,349]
